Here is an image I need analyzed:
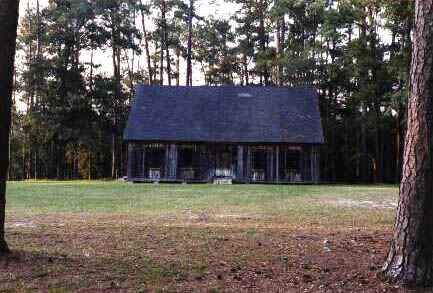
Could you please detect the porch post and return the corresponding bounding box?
[315,146,320,183]
[127,143,134,181]
[237,145,244,181]
[199,145,208,181]
[310,145,320,184]
[164,144,170,179]
[246,146,252,182]
[267,147,274,182]
[168,144,178,179]
[142,145,146,179]
[299,147,304,182]
[275,145,280,182]
[308,147,313,182]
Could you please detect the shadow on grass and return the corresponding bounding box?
[0,248,189,292]
[0,249,72,269]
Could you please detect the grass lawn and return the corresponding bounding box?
[1,181,401,292]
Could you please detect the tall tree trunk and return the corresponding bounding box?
[111,14,121,179]
[89,48,94,95]
[159,48,164,85]
[128,5,136,98]
[176,47,180,86]
[259,0,269,86]
[8,125,12,181]
[111,131,117,179]
[88,151,91,180]
[159,2,164,86]
[22,140,26,179]
[242,53,249,86]
[34,150,37,180]
[0,0,20,255]
[161,0,171,86]
[36,0,41,57]
[35,0,41,107]
[8,70,16,180]
[25,0,35,109]
[367,9,383,183]
[381,0,433,286]
[139,1,153,85]
[153,39,158,82]
[276,17,283,86]
[165,46,171,85]
[358,19,370,183]
[186,0,193,86]
[126,49,135,99]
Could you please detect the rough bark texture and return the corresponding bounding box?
[0,0,20,255]
[381,0,433,286]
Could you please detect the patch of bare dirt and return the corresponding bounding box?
[320,198,397,209]
[0,215,413,292]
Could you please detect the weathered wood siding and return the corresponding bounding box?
[127,142,320,184]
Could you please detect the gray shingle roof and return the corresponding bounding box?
[123,86,324,144]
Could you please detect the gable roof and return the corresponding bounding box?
[123,86,324,144]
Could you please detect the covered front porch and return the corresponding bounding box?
[126,142,320,184]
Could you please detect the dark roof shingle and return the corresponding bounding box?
[123,86,324,144]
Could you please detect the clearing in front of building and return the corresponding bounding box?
[1,182,399,292]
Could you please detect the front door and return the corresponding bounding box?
[215,146,234,178]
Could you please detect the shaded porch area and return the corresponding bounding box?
[127,142,320,184]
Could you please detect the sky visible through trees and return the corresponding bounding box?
[16,0,392,92]
[15,0,237,98]
[11,0,414,183]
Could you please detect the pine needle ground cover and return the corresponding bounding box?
[1,182,401,292]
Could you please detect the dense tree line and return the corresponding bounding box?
[9,0,413,183]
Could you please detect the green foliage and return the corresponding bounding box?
[11,0,414,183]
[195,18,238,84]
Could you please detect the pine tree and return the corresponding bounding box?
[0,0,20,255]
[381,0,433,286]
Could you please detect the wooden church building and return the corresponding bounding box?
[123,86,324,184]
